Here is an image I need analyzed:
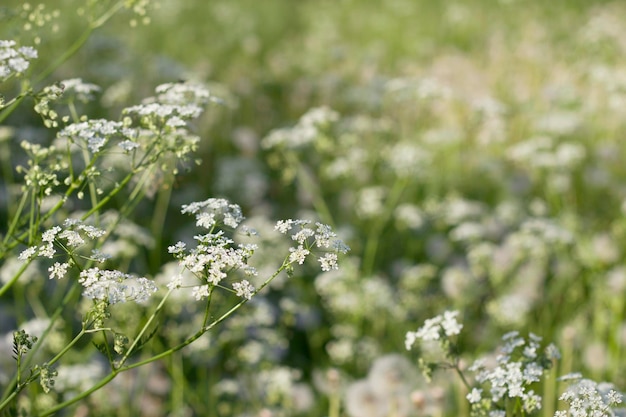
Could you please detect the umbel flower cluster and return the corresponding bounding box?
[17,218,157,305]
[0,40,37,81]
[167,198,350,301]
[406,311,625,417]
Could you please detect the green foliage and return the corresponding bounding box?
[2,0,626,416]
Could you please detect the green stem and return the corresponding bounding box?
[33,26,92,85]
[37,261,290,416]
[47,328,87,367]
[80,170,136,220]
[453,361,472,391]
[117,288,173,368]
[0,259,31,298]
[0,282,81,406]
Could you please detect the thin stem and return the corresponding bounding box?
[453,361,472,391]
[0,260,31,298]
[34,28,92,84]
[0,282,81,405]
[37,261,291,416]
[117,288,173,368]
[47,328,86,367]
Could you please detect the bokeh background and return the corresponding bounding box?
[2,0,626,416]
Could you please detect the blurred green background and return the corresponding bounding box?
[2,0,626,415]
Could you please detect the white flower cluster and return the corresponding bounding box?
[60,78,101,103]
[467,331,559,414]
[0,40,37,80]
[123,82,211,132]
[154,82,212,106]
[405,310,463,350]
[18,219,107,280]
[262,106,339,150]
[180,198,244,229]
[169,199,257,301]
[79,267,157,304]
[555,377,623,417]
[274,219,350,271]
[58,119,133,154]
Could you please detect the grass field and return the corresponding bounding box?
[2,0,626,416]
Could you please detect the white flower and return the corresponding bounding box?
[467,388,482,404]
[18,246,37,261]
[441,310,463,336]
[48,262,70,280]
[405,331,418,351]
[118,140,140,152]
[168,242,186,255]
[415,316,443,341]
[167,274,183,290]
[289,245,310,265]
[192,284,210,300]
[319,253,338,271]
[78,267,156,304]
[232,280,255,300]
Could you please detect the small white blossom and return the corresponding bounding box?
[38,243,55,258]
[405,331,418,351]
[118,140,140,152]
[168,242,186,255]
[167,274,183,290]
[60,78,100,102]
[232,280,255,300]
[318,253,338,271]
[42,226,61,242]
[441,310,463,336]
[18,246,37,261]
[48,262,70,279]
[467,388,482,404]
[289,245,310,265]
[192,284,210,300]
[59,230,85,247]
[78,267,157,304]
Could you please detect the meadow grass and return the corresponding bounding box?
[1,0,626,416]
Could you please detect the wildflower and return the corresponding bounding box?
[467,333,556,414]
[18,246,37,261]
[48,262,70,280]
[0,40,38,79]
[192,285,210,301]
[60,78,101,102]
[556,378,623,417]
[319,253,339,271]
[441,310,463,336]
[406,310,463,349]
[467,388,482,404]
[167,274,183,290]
[181,198,244,228]
[289,245,310,265]
[168,242,186,256]
[232,279,255,300]
[78,267,157,304]
[118,140,140,152]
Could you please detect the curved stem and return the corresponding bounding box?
[34,28,92,84]
[36,260,291,416]
[0,282,81,405]
[0,260,31,298]
[117,288,173,368]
